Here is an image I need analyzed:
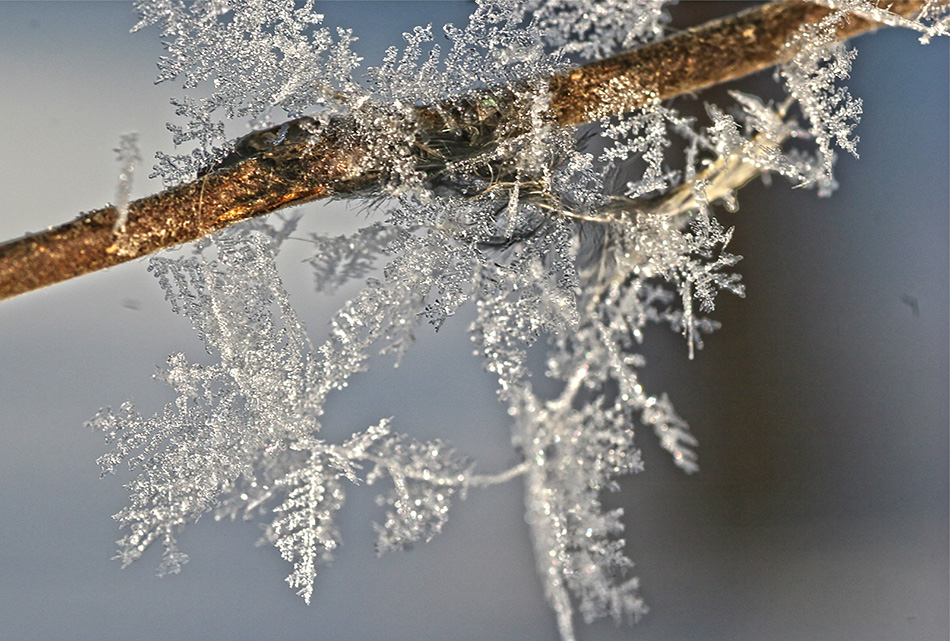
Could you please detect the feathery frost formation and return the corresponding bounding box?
[89,1,947,639]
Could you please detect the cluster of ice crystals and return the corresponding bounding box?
[111,133,141,233]
[91,220,474,599]
[93,1,946,639]
[264,419,468,602]
[517,0,671,60]
[363,431,469,554]
[305,223,402,295]
[814,0,950,43]
[777,0,865,195]
[598,101,701,201]
[915,0,950,42]
[136,0,362,184]
[368,0,560,104]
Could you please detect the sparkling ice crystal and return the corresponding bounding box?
[89,2,947,640]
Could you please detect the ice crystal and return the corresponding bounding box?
[111,133,141,234]
[268,445,348,604]
[778,0,864,195]
[91,2,947,640]
[364,430,469,554]
[814,0,950,43]
[305,223,402,295]
[137,0,362,184]
[93,224,474,598]
[518,0,670,60]
[599,102,699,201]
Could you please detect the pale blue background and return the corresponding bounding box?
[0,3,946,641]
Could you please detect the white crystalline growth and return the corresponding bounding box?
[136,0,363,185]
[778,0,864,195]
[518,0,671,60]
[90,1,947,640]
[92,222,471,599]
[111,133,140,234]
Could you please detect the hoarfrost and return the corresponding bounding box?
[519,0,671,60]
[778,0,864,195]
[111,133,141,234]
[306,223,402,295]
[90,1,946,640]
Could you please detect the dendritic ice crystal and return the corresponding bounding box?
[87,1,948,640]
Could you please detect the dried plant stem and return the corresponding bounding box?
[0,0,935,301]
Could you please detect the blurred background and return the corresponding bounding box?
[0,2,946,640]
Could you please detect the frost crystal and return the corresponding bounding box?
[778,1,864,194]
[518,0,670,60]
[91,2,946,640]
[111,133,141,234]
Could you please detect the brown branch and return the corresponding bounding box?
[0,119,375,301]
[548,0,933,124]
[0,0,934,301]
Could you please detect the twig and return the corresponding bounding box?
[0,0,935,301]
[547,0,933,124]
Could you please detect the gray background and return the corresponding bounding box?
[0,2,946,641]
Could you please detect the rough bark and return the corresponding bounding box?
[0,0,935,301]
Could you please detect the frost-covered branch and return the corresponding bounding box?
[0,0,937,302]
[547,0,938,124]
[60,1,946,638]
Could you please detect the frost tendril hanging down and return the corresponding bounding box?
[85,1,949,640]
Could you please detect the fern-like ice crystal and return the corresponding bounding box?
[90,2,946,640]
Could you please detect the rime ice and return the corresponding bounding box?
[92,2,948,640]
